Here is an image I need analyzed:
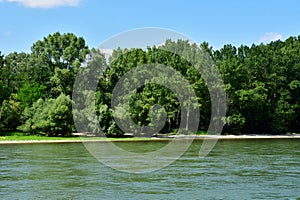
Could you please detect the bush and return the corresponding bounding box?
[18,94,74,136]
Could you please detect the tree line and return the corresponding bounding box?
[0,32,299,136]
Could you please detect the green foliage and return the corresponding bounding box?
[18,94,74,136]
[17,82,45,109]
[0,94,22,130]
[0,131,26,137]
[30,32,89,97]
[217,38,300,134]
[1,32,300,136]
[0,51,7,104]
[0,52,30,105]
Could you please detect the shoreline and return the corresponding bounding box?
[0,134,299,144]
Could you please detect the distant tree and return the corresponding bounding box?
[2,32,300,136]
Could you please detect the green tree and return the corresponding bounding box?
[30,32,89,97]
[18,94,74,136]
[0,52,30,105]
[0,94,21,130]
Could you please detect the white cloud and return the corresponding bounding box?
[259,32,282,43]
[5,0,80,8]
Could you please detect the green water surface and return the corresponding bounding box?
[0,139,299,199]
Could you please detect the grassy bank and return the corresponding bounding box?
[0,131,299,143]
[0,132,160,142]
[0,135,80,141]
[0,130,206,141]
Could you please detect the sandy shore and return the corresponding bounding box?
[0,135,299,144]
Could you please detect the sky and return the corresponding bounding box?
[0,0,300,55]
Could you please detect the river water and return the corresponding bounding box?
[0,139,299,199]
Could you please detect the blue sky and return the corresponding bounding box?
[0,0,300,54]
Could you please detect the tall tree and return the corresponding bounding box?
[30,32,89,97]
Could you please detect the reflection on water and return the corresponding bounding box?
[0,139,299,199]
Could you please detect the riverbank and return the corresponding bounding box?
[0,134,299,144]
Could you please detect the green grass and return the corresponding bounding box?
[0,135,80,141]
[196,130,207,135]
[0,134,163,141]
[0,135,170,142]
[0,130,208,142]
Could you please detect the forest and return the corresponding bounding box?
[0,32,299,136]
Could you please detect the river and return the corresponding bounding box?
[0,139,299,199]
